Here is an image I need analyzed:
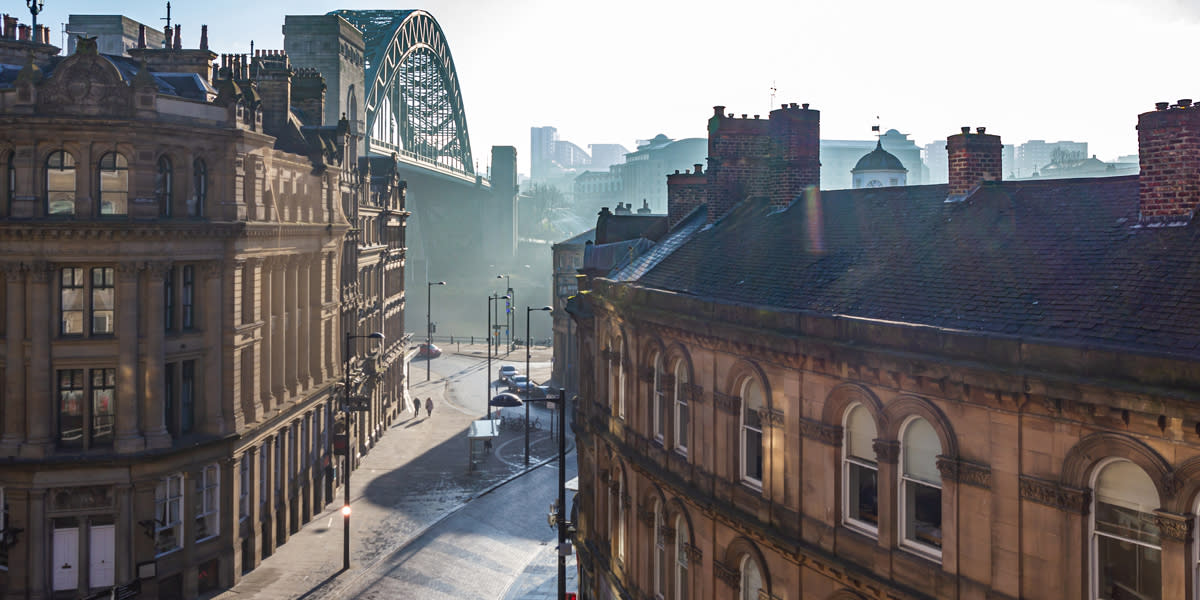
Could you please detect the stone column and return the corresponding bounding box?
[28,489,47,600]
[22,262,53,457]
[115,263,145,453]
[1,263,26,455]
[244,447,262,571]
[143,262,172,449]
[285,257,299,396]
[873,438,900,567]
[203,261,227,434]
[114,483,133,586]
[298,255,312,391]
[308,257,323,386]
[259,258,275,414]
[271,260,287,404]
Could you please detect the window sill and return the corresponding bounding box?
[155,547,182,559]
[196,534,217,545]
[899,540,942,564]
[842,520,879,539]
[740,478,763,493]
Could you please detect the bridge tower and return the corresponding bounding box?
[283,14,366,149]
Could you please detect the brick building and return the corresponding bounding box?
[567,99,1200,600]
[0,18,407,599]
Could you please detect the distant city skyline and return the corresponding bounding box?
[24,0,1199,174]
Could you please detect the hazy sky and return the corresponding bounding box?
[25,0,1199,174]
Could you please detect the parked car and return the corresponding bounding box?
[417,342,442,358]
[498,365,519,383]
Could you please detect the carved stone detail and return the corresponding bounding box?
[936,457,992,489]
[800,418,842,446]
[682,382,704,404]
[714,560,740,587]
[2,262,25,282]
[28,261,52,283]
[637,366,654,383]
[872,439,900,464]
[1154,511,1194,542]
[683,542,702,563]
[1019,475,1092,515]
[116,262,141,282]
[758,408,785,429]
[660,525,676,544]
[637,507,655,527]
[713,391,740,415]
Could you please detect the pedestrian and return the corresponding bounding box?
[413,396,420,415]
[425,397,433,417]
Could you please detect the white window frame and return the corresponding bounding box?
[740,554,763,600]
[155,473,184,557]
[654,499,665,599]
[1089,458,1162,600]
[195,463,219,543]
[617,472,626,562]
[652,352,665,442]
[842,403,879,536]
[674,515,689,600]
[617,344,626,420]
[674,361,689,457]
[0,485,7,571]
[898,417,943,561]
[740,379,764,490]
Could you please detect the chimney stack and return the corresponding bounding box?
[254,50,294,136]
[1137,100,1200,224]
[138,24,146,49]
[200,25,209,50]
[946,126,1002,200]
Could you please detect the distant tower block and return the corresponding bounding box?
[283,14,365,140]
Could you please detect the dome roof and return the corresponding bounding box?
[852,140,907,173]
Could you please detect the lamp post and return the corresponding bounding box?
[487,293,509,418]
[26,0,43,42]
[525,305,552,465]
[342,331,384,571]
[497,274,513,352]
[426,280,446,381]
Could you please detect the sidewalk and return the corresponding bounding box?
[213,345,569,600]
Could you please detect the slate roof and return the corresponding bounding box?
[634,175,1200,359]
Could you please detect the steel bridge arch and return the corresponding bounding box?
[332,9,475,176]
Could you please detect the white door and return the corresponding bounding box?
[52,527,79,591]
[89,524,115,588]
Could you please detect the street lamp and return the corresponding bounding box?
[486,293,509,419]
[496,274,513,352]
[26,0,44,42]
[342,331,384,571]
[426,280,446,381]
[525,305,552,465]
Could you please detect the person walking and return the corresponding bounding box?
[413,396,421,416]
[425,397,433,417]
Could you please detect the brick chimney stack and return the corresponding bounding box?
[292,68,326,127]
[1137,100,1200,224]
[254,50,294,137]
[706,105,771,222]
[667,165,706,229]
[768,102,820,210]
[947,126,1002,200]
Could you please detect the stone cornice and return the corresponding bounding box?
[1154,510,1194,542]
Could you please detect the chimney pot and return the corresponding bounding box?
[727,113,733,118]
[976,127,986,134]
[1179,98,1193,108]
[174,24,181,49]
[138,24,147,48]
[754,114,759,119]
[741,114,747,119]
[694,163,703,175]
[802,103,809,109]
[781,104,787,109]
[1156,102,1170,111]
[674,170,680,175]
[961,126,971,134]
[713,105,725,117]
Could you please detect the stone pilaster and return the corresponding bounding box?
[259,257,276,414]
[285,257,300,396]
[308,257,324,385]
[22,262,53,457]
[114,263,146,453]
[298,255,312,390]
[1,263,26,455]
[203,261,227,433]
[143,261,172,449]
[271,259,287,404]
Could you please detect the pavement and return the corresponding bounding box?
[211,343,575,600]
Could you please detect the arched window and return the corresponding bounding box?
[653,352,665,441]
[900,417,942,557]
[97,152,129,215]
[740,554,763,600]
[843,403,879,532]
[45,150,76,216]
[740,378,765,487]
[617,471,626,562]
[1092,460,1161,600]
[189,158,207,217]
[654,498,665,598]
[617,338,626,419]
[674,360,689,455]
[674,515,689,600]
[5,151,14,215]
[155,156,173,217]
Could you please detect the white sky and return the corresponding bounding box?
[28,0,1200,174]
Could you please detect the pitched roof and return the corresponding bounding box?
[634,175,1200,358]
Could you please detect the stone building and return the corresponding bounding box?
[568,100,1200,600]
[0,19,405,599]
